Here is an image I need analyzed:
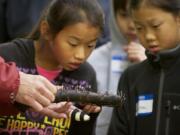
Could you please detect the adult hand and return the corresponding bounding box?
[15,72,57,112]
[40,102,73,118]
[83,104,101,113]
[124,41,146,62]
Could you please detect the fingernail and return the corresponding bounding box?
[83,114,90,121]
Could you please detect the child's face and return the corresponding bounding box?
[50,22,100,71]
[132,5,180,54]
[116,10,137,42]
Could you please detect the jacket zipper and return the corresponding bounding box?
[165,100,171,135]
[155,69,165,135]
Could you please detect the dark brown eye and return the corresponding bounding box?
[152,24,161,29]
[135,26,142,31]
[87,42,96,48]
[68,39,79,46]
[118,10,129,18]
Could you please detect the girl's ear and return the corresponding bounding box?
[40,20,52,41]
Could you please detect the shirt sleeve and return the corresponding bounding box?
[69,63,99,135]
[0,56,20,115]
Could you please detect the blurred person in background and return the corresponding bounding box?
[88,0,146,134]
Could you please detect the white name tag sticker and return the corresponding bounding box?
[136,94,154,116]
[111,55,129,73]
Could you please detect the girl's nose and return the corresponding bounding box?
[128,19,136,33]
[145,29,156,43]
[74,47,86,60]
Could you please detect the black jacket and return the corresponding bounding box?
[108,46,180,135]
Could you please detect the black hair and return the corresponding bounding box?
[29,0,104,40]
[113,0,129,15]
[130,0,180,15]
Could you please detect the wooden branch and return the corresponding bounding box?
[55,89,125,107]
